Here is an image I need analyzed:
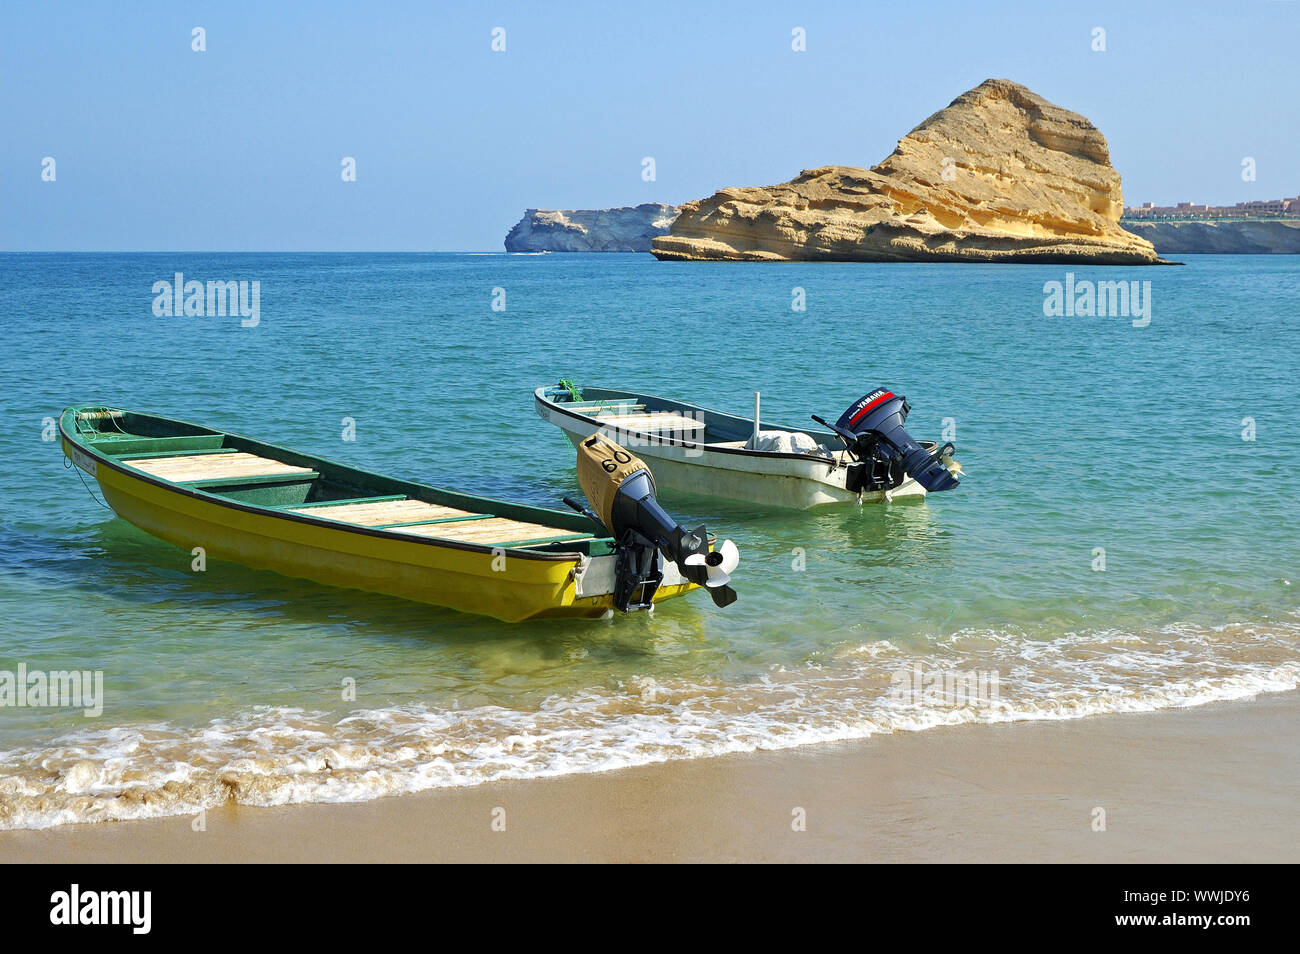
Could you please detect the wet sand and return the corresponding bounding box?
[3,691,1297,863]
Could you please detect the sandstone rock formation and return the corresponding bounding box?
[652,79,1170,264]
[1124,219,1300,254]
[505,204,679,252]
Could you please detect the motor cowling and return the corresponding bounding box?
[574,434,739,611]
[834,389,960,494]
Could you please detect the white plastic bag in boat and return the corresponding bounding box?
[745,430,823,455]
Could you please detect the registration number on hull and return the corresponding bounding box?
[68,445,98,477]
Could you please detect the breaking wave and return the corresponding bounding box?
[2,619,1298,829]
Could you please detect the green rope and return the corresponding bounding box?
[65,456,112,512]
[75,406,128,438]
[66,408,120,512]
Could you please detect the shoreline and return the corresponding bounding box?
[3,690,1296,863]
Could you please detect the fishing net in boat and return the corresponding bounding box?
[744,430,825,455]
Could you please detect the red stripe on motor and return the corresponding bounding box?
[848,392,894,427]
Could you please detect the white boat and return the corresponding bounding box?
[534,383,962,510]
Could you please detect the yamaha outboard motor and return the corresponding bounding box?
[564,434,739,613]
[813,389,962,495]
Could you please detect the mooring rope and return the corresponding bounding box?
[64,455,112,512]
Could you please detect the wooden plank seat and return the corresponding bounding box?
[116,447,236,461]
[591,411,706,432]
[287,494,405,510]
[126,452,315,482]
[286,498,477,526]
[395,516,593,546]
[571,403,645,415]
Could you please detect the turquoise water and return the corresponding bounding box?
[1,252,1297,827]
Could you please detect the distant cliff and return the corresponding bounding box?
[1123,220,1300,254]
[653,79,1170,264]
[504,204,679,252]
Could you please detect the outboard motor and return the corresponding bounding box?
[564,434,739,612]
[813,389,962,495]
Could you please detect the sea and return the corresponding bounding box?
[0,251,1296,829]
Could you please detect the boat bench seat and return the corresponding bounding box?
[116,447,237,461]
[287,498,477,526]
[571,403,646,416]
[591,411,705,432]
[395,516,593,546]
[285,499,591,548]
[126,452,315,483]
[94,434,228,457]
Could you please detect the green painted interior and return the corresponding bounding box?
[279,494,406,510]
[116,446,235,460]
[83,435,228,456]
[62,404,615,554]
[542,383,832,445]
[493,532,593,548]
[196,478,319,507]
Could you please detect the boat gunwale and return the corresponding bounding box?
[59,406,596,564]
[534,386,846,465]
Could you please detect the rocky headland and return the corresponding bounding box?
[651,79,1171,264]
[504,204,678,252]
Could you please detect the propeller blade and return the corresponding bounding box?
[708,585,738,608]
[715,539,740,574]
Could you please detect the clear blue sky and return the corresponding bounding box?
[3,0,1297,250]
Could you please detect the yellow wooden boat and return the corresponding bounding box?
[60,406,737,622]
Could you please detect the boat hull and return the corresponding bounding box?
[536,393,927,509]
[62,410,696,622]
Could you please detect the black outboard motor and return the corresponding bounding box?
[564,434,739,612]
[813,389,961,495]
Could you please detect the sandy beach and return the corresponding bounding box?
[3,691,1296,863]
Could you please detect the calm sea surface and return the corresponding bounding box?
[1,252,1296,827]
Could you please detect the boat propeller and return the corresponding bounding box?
[812,388,962,495]
[564,434,739,613]
[684,538,740,588]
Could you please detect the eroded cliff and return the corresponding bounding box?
[652,80,1169,264]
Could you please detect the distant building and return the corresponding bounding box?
[1123,195,1300,220]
